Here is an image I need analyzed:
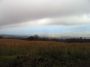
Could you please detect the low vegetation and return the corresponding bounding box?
[0,39,90,67]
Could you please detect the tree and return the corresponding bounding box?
[27,35,39,40]
[0,36,2,39]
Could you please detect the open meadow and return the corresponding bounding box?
[0,39,90,67]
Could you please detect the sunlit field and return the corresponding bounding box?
[0,39,90,67]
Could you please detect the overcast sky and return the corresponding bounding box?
[0,0,90,37]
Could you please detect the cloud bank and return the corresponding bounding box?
[0,0,90,26]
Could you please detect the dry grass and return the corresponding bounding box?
[0,38,90,52]
[0,39,90,67]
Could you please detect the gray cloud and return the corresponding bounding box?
[0,0,90,26]
[46,14,90,25]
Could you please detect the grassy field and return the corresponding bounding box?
[0,39,90,67]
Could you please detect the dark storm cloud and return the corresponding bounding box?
[0,0,90,26]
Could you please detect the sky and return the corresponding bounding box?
[0,0,90,37]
